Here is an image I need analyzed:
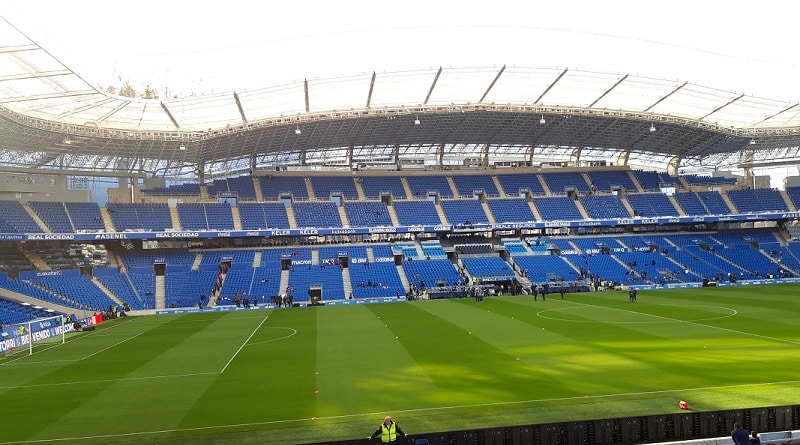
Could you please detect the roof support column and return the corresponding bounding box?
[569,148,582,167]
[743,167,754,188]
[667,156,682,177]
[347,145,353,170]
[436,143,444,167]
[481,143,489,167]
[526,145,535,165]
[394,144,401,171]
[198,162,205,185]
[617,150,630,166]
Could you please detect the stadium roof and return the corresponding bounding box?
[1,16,800,179]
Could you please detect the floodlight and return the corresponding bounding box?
[649,124,656,133]
[539,115,546,125]
[414,116,420,125]
[295,125,302,135]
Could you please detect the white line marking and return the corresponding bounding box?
[78,332,143,361]
[536,304,737,323]
[246,327,297,346]
[1,379,799,445]
[0,371,219,390]
[220,312,270,374]
[541,299,800,347]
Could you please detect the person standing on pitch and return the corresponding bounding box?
[368,416,407,444]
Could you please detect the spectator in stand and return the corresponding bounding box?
[731,423,750,445]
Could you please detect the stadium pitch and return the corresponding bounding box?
[1,284,799,445]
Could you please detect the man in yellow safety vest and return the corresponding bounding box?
[368,416,407,444]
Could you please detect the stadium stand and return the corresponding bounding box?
[392,200,442,225]
[238,202,291,230]
[291,201,342,228]
[580,195,631,219]
[358,176,406,199]
[259,176,309,200]
[541,171,590,194]
[451,174,500,198]
[495,173,546,196]
[406,175,453,198]
[532,196,582,220]
[310,176,359,200]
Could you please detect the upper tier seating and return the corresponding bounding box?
[541,171,590,195]
[580,195,631,219]
[532,196,582,220]
[727,188,789,213]
[393,200,442,226]
[176,203,234,230]
[0,201,41,233]
[238,202,290,230]
[496,173,546,196]
[786,186,800,210]
[310,176,359,200]
[141,182,201,196]
[630,170,664,191]
[673,192,707,216]
[292,202,342,228]
[65,202,105,231]
[486,198,536,223]
[406,175,453,198]
[625,193,679,217]
[109,203,173,231]
[586,170,637,193]
[440,199,490,225]
[451,175,500,198]
[260,176,309,200]
[358,176,406,199]
[682,174,737,186]
[205,176,257,200]
[696,191,733,215]
[29,201,73,233]
[343,202,393,227]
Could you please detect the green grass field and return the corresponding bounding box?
[2,284,799,445]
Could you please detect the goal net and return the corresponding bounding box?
[1,314,68,356]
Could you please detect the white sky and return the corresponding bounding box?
[2,0,799,186]
[3,0,800,103]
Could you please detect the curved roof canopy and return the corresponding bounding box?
[1,17,799,179]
